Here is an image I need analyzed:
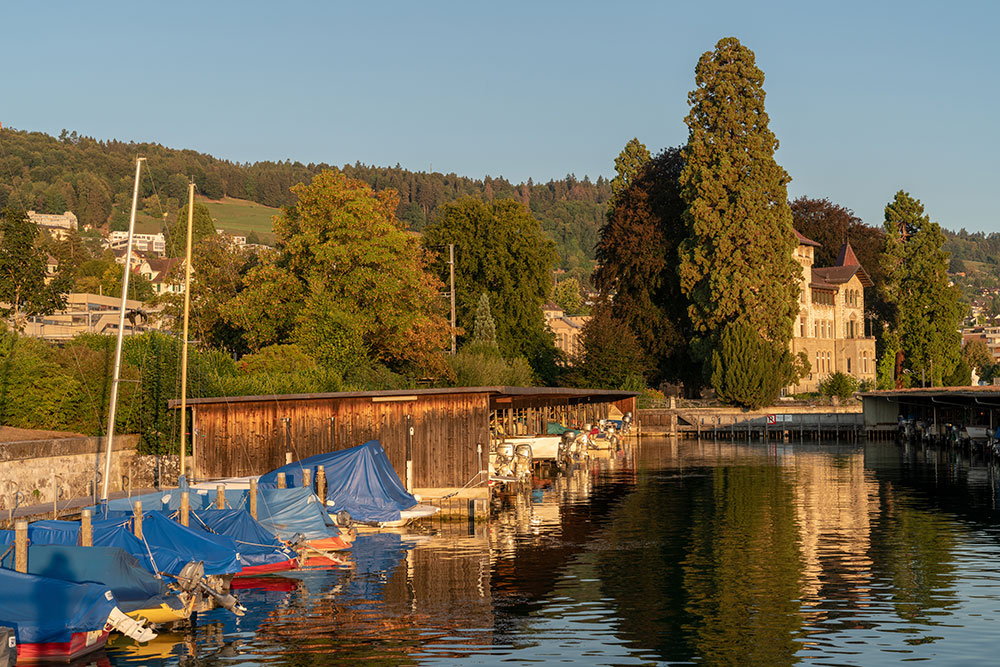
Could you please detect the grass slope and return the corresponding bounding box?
[198,196,279,244]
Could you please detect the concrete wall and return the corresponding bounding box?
[0,435,140,515]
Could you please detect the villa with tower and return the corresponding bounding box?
[789,230,877,393]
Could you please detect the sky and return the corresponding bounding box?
[3,0,998,231]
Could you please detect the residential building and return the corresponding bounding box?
[137,257,184,295]
[108,231,166,256]
[543,302,589,362]
[789,231,877,393]
[20,293,161,341]
[28,210,77,240]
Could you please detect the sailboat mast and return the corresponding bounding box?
[101,156,144,502]
[179,182,194,478]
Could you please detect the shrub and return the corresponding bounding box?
[710,321,796,410]
[818,372,859,401]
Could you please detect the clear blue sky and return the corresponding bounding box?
[4,1,997,231]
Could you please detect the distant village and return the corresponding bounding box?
[25,208,597,362]
[25,209,263,342]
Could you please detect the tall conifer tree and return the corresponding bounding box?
[880,190,963,386]
[678,38,800,357]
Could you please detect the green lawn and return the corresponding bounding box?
[198,196,279,244]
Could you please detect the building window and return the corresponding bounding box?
[847,357,852,373]
[800,318,806,337]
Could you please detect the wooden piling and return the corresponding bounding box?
[14,521,27,573]
[249,479,258,519]
[81,509,92,546]
[302,468,312,491]
[133,501,143,539]
[180,492,190,526]
[216,484,226,509]
[316,465,326,501]
[276,472,286,489]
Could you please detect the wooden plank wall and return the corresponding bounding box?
[193,393,490,488]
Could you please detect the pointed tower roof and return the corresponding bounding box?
[835,241,861,267]
[794,228,821,247]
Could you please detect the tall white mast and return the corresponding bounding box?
[179,182,194,479]
[101,156,144,502]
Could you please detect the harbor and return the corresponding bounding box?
[10,435,998,666]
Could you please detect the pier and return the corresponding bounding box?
[638,404,864,441]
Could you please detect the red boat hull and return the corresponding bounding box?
[16,629,109,663]
[234,558,298,577]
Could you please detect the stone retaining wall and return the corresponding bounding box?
[0,435,142,516]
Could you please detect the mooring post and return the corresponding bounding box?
[216,484,226,509]
[283,417,292,465]
[302,468,312,492]
[14,521,27,573]
[406,414,414,493]
[248,479,258,519]
[81,509,93,547]
[180,491,190,526]
[133,501,143,539]
[316,465,327,503]
[277,472,286,489]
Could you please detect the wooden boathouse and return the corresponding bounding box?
[170,386,636,490]
[861,386,1000,439]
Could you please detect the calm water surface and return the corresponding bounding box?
[94,438,1000,666]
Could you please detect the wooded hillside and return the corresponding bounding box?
[0,127,609,284]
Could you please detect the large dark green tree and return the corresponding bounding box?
[711,320,799,410]
[880,190,964,386]
[678,38,800,366]
[423,198,558,379]
[593,147,694,387]
[0,206,70,330]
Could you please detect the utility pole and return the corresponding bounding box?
[449,243,456,355]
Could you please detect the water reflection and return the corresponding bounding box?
[105,438,1000,666]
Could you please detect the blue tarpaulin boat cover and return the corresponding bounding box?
[185,508,297,569]
[259,440,418,523]
[2,514,241,577]
[235,487,342,542]
[0,545,170,615]
[0,568,115,645]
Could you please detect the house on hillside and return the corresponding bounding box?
[543,302,589,363]
[108,231,166,256]
[789,230,876,393]
[28,210,77,240]
[137,257,184,295]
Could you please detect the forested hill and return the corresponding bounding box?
[0,127,608,283]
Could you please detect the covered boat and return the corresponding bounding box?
[184,508,298,576]
[0,545,190,625]
[0,568,155,662]
[259,440,438,525]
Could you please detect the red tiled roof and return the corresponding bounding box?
[794,229,821,247]
[835,241,861,267]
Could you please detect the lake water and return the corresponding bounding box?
[96,437,1000,666]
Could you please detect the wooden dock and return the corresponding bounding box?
[638,406,864,441]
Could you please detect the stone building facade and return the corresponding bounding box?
[789,230,876,393]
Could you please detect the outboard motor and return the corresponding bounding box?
[174,561,246,616]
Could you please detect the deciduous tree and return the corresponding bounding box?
[165,202,217,257]
[423,198,558,379]
[0,206,70,330]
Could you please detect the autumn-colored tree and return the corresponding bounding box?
[593,148,694,387]
[423,198,558,380]
[679,38,800,385]
[880,191,964,386]
[239,170,449,376]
